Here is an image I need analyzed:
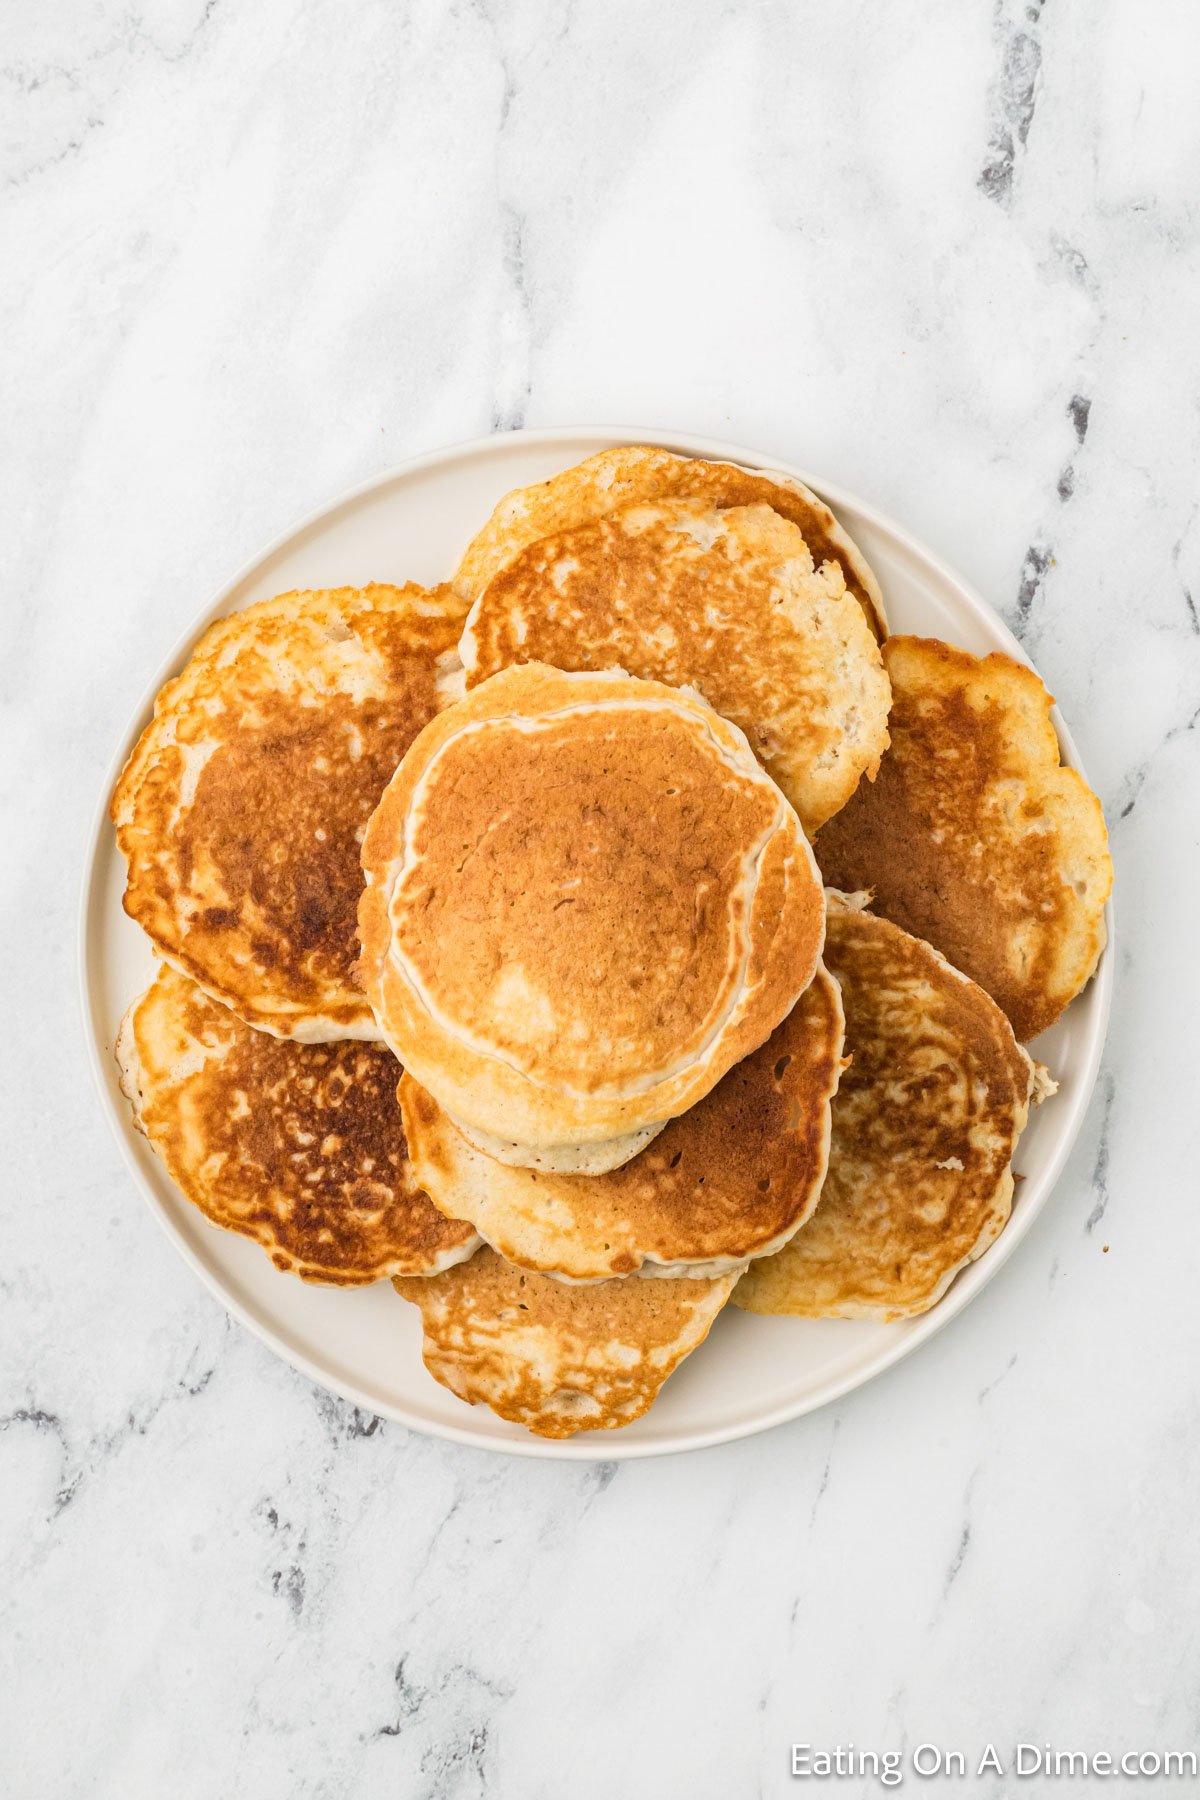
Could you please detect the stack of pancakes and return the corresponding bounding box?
[112,448,1112,1439]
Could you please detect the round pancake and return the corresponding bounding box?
[394,1251,736,1438]
[815,637,1112,1041]
[733,894,1045,1321]
[112,583,466,1041]
[398,964,844,1280]
[460,499,891,834]
[359,663,826,1165]
[453,444,887,640]
[117,964,479,1286]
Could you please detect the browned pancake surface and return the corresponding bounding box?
[395,1251,735,1437]
[118,965,478,1285]
[360,664,824,1150]
[400,965,844,1278]
[112,584,464,1038]
[396,698,789,1086]
[815,637,1112,1040]
[462,500,890,833]
[454,444,886,639]
[734,896,1038,1320]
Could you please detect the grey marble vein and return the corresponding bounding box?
[978,0,1047,208]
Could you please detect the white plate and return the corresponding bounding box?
[80,427,1113,1460]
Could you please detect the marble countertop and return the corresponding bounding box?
[4,0,1198,1793]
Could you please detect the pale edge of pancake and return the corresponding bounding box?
[115,996,148,1128]
[449,1114,669,1176]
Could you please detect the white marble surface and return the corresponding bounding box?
[3,0,1199,1793]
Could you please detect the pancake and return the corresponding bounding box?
[394,1250,736,1437]
[359,663,825,1169]
[460,499,891,834]
[734,894,1047,1321]
[814,636,1112,1041]
[112,583,466,1040]
[444,1118,666,1176]
[117,964,479,1285]
[453,444,887,640]
[398,963,844,1280]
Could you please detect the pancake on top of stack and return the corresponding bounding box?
[119,964,478,1285]
[453,444,887,640]
[399,962,844,1280]
[459,498,890,835]
[815,636,1113,1040]
[735,893,1051,1322]
[112,583,465,1041]
[395,1252,737,1438]
[359,662,825,1174]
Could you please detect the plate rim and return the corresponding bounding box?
[78,424,1115,1461]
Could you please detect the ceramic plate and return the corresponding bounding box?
[80,427,1113,1459]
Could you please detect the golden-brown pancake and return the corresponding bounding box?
[399,964,844,1279]
[117,965,479,1285]
[453,444,887,640]
[359,663,825,1168]
[814,636,1112,1041]
[734,894,1047,1321]
[112,583,466,1040]
[394,1251,736,1437]
[460,499,891,834]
